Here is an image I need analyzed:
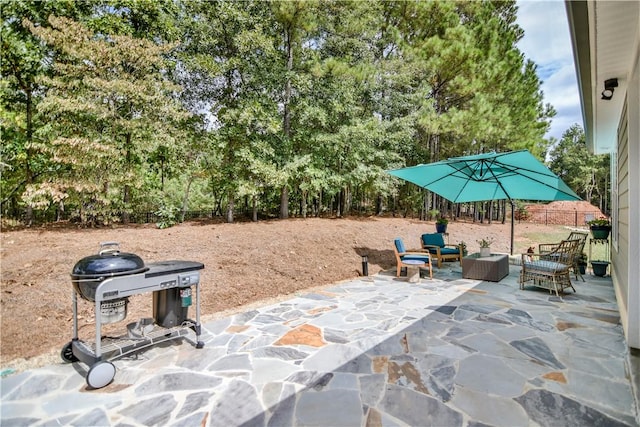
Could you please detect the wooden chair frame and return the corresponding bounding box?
[393,238,433,279]
[420,233,463,268]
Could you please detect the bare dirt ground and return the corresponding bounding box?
[1,212,589,372]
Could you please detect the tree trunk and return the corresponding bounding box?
[226,194,234,223]
[280,186,288,219]
[180,176,193,223]
[344,186,352,216]
[122,185,130,224]
[57,200,64,222]
[301,190,307,218]
[280,25,294,219]
[122,135,132,224]
[25,90,34,225]
[252,195,258,222]
[487,201,493,224]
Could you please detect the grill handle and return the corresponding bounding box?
[99,241,120,255]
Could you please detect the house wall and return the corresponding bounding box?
[627,49,639,349]
[614,100,629,322]
[613,48,640,349]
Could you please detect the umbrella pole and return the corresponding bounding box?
[510,201,515,255]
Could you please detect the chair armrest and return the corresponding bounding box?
[422,244,442,254]
[406,245,427,252]
[403,250,429,256]
[443,244,461,250]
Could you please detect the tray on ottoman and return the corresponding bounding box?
[462,253,509,282]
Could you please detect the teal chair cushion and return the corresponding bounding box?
[401,254,431,263]
[421,233,445,248]
[425,247,459,255]
[438,247,459,255]
[396,238,430,262]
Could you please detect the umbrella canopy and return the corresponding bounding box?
[388,150,581,254]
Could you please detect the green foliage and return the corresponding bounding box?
[548,124,610,210]
[428,209,440,220]
[476,237,495,248]
[155,203,178,229]
[1,0,572,225]
[587,218,610,227]
[458,241,468,255]
[514,200,530,220]
[24,15,190,221]
[0,0,91,221]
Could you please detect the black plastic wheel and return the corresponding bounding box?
[60,342,79,363]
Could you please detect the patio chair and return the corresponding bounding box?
[393,238,433,279]
[519,239,579,296]
[539,231,588,281]
[420,233,463,268]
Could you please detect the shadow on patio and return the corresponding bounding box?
[236,264,639,427]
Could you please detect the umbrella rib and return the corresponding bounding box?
[444,162,482,201]
[484,163,513,201]
[492,162,579,200]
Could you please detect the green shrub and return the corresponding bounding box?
[155,204,178,229]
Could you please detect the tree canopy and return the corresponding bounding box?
[2,0,572,226]
[548,124,610,213]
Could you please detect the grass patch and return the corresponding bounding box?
[514,225,576,254]
[516,226,609,263]
[587,240,609,261]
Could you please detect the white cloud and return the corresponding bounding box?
[516,0,583,140]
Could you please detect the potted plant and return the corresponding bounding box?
[459,241,468,257]
[477,237,494,257]
[578,252,588,275]
[587,218,611,239]
[590,260,609,277]
[436,217,448,233]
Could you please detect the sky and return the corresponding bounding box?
[515,0,582,141]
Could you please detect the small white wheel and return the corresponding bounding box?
[86,361,116,389]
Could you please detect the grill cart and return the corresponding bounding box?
[61,242,204,389]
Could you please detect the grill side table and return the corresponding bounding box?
[462,253,509,282]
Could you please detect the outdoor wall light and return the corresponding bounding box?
[601,78,618,100]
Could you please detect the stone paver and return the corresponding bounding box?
[1,264,638,426]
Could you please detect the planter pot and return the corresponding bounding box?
[480,247,491,257]
[578,264,587,275]
[436,223,448,233]
[590,225,611,240]
[591,261,609,277]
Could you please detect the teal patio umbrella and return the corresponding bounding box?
[388,150,581,254]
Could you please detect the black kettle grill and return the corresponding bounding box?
[63,242,205,389]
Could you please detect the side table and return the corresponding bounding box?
[462,253,509,282]
[401,259,426,283]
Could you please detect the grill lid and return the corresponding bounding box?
[71,242,148,279]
